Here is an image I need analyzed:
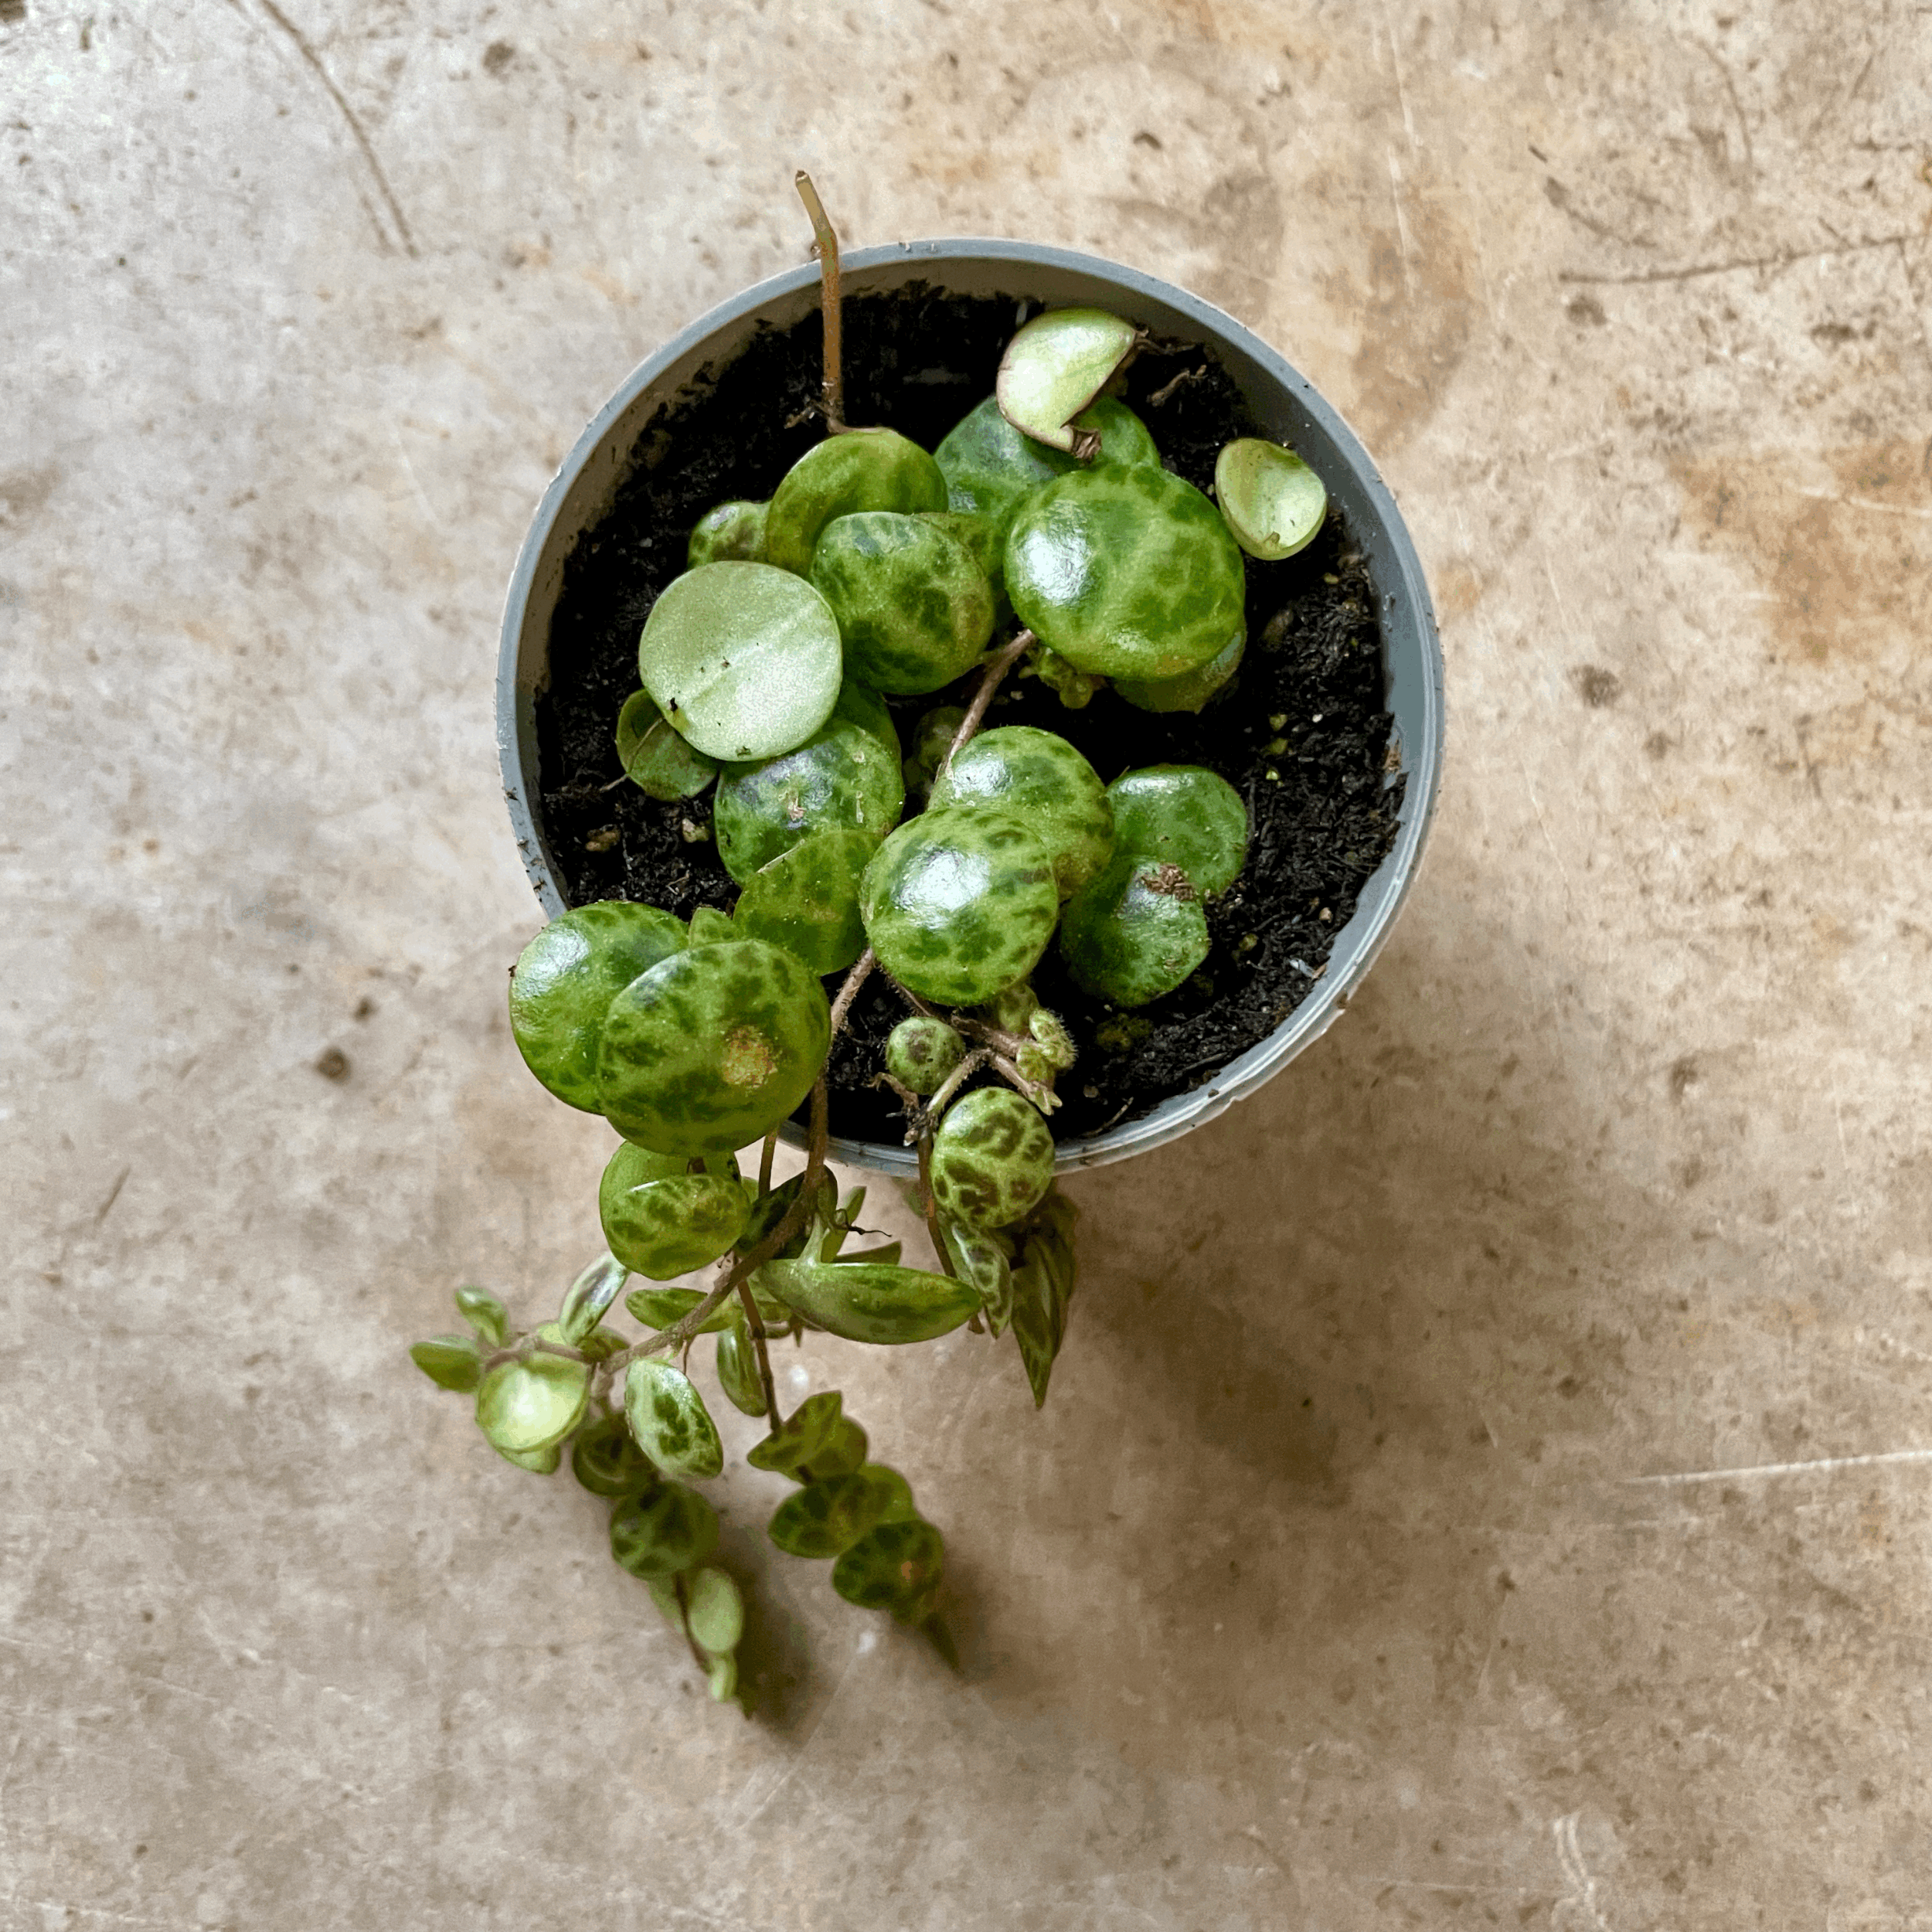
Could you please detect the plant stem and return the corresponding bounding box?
[829,947,875,1033]
[757,1128,777,1196]
[918,1046,992,1124]
[735,1277,782,1430]
[917,1132,956,1278]
[794,170,845,433]
[942,631,1034,773]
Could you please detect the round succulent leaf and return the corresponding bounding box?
[1005,464,1247,682]
[624,1358,724,1480]
[935,393,1076,529]
[454,1285,509,1347]
[495,1439,562,1475]
[1070,396,1161,468]
[1106,765,1250,896]
[615,689,721,802]
[996,307,1139,453]
[595,1144,746,1283]
[767,1466,917,1559]
[688,905,739,946]
[571,1412,658,1498]
[810,511,994,696]
[1214,437,1328,560]
[713,709,906,884]
[610,1482,719,1579]
[410,1334,482,1393]
[1114,629,1245,716]
[733,827,874,977]
[744,1389,844,1477]
[916,509,1009,603]
[638,562,843,762]
[509,903,689,1112]
[764,428,949,577]
[928,725,1114,900]
[831,1517,946,1618]
[624,1285,735,1335]
[1060,852,1211,1007]
[597,939,831,1158]
[756,1259,981,1345]
[859,806,1060,1007]
[687,498,768,567]
[885,1016,966,1096]
[714,1311,767,1417]
[475,1347,590,1456]
[808,1417,869,1478]
[929,1087,1056,1232]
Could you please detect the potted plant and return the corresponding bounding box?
[417,181,1444,1708]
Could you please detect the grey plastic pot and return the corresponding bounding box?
[498,240,1444,1181]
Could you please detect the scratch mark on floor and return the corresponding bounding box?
[237,0,418,257]
[1628,1445,1932,1485]
[94,1163,131,1223]
[1560,232,1913,286]
[1553,1811,1612,1930]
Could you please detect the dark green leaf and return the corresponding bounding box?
[757,1259,980,1345]
[767,1465,914,1559]
[1009,1189,1078,1407]
[715,1307,768,1418]
[831,1517,945,1620]
[597,938,832,1159]
[938,1219,1014,1335]
[454,1286,509,1347]
[571,1412,658,1498]
[610,1483,719,1579]
[615,689,721,801]
[624,1359,724,1480]
[410,1334,483,1393]
[624,1285,733,1335]
[733,827,875,977]
[509,902,687,1113]
[807,1417,869,1478]
[688,904,740,945]
[746,1389,844,1477]
[929,1088,1056,1233]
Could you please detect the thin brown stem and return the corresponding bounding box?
[943,631,1034,773]
[757,1128,777,1197]
[794,171,845,433]
[735,1277,782,1430]
[829,947,875,1035]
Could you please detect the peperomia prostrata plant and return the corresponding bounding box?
[413,175,1331,1708]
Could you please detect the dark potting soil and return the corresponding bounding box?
[538,288,1404,1147]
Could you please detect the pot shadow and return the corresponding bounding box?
[929,905,1654,1764]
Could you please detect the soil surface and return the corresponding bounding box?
[539,288,1403,1147]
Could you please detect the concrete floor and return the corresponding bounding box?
[6,0,1931,1924]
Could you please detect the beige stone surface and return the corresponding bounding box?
[6,0,1931,1924]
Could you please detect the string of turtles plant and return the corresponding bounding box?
[412,175,1332,1709]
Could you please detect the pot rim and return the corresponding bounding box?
[498,237,1444,1179]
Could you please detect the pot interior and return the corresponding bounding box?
[498,241,1444,1177]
